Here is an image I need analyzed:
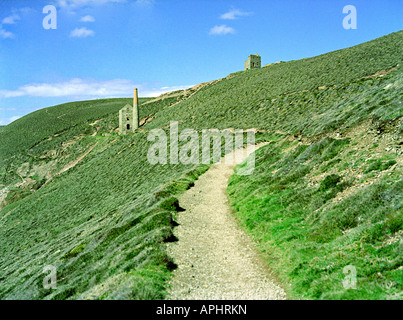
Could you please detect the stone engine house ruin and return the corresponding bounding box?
[119,88,139,134]
[244,54,261,70]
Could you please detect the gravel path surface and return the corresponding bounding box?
[166,144,287,300]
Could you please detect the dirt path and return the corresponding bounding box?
[166,144,287,300]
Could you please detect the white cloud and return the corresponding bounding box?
[70,27,95,38]
[80,15,95,22]
[0,79,134,98]
[209,24,235,35]
[220,8,252,20]
[0,116,21,125]
[0,29,14,39]
[2,14,21,24]
[0,14,20,40]
[0,8,35,40]
[0,79,194,99]
[142,85,195,97]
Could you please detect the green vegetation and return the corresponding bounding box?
[0,131,210,299]
[319,174,342,191]
[0,30,402,299]
[0,96,178,187]
[365,158,397,173]
[0,98,138,161]
[228,136,402,299]
[147,31,402,134]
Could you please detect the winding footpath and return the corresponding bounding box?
[166,144,287,300]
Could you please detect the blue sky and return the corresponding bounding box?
[0,0,401,125]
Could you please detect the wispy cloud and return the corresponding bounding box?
[80,15,95,22]
[143,85,195,97]
[0,79,132,98]
[54,0,154,10]
[0,116,21,126]
[0,29,14,39]
[0,79,194,99]
[0,8,35,40]
[209,24,235,36]
[220,8,252,20]
[2,14,21,25]
[70,27,95,38]
[55,0,127,8]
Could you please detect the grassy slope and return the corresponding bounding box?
[0,131,209,299]
[145,31,403,299]
[222,33,403,299]
[0,94,198,299]
[0,95,187,186]
[0,98,134,186]
[0,98,211,299]
[146,31,402,133]
[0,30,402,299]
[228,131,402,299]
[0,98,137,161]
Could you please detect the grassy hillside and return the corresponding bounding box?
[228,129,402,299]
[0,30,402,299]
[0,131,209,299]
[146,31,402,133]
[0,98,152,163]
[0,93,192,187]
[0,87,210,299]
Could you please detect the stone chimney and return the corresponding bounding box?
[133,88,139,131]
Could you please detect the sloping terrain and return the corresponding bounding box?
[146,31,402,133]
[0,30,402,299]
[167,144,286,300]
[228,122,402,299]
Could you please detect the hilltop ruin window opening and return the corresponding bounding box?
[127,124,130,130]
